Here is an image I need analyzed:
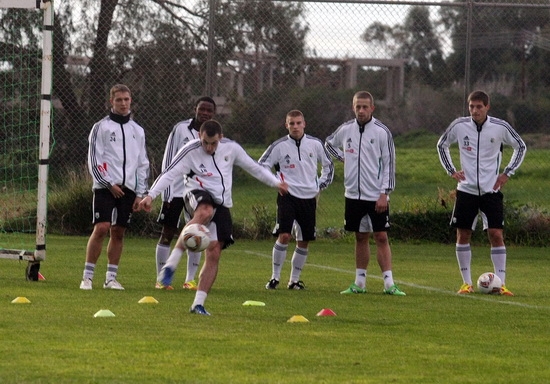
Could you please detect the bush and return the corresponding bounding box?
[48,167,94,235]
[38,168,550,246]
[504,202,550,247]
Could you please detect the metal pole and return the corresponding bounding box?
[35,0,53,262]
[463,0,473,114]
[205,0,216,96]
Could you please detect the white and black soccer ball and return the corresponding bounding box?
[476,272,502,294]
[181,223,211,252]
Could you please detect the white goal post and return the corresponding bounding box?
[0,0,52,278]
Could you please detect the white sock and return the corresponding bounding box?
[83,262,95,280]
[192,290,208,308]
[155,244,170,275]
[185,251,202,282]
[355,269,367,289]
[164,247,184,271]
[491,246,507,285]
[382,270,394,289]
[106,264,118,282]
[290,247,308,283]
[271,241,288,281]
[456,243,472,285]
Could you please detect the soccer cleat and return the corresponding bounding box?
[103,279,125,290]
[340,283,366,294]
[182,280,197,290]
[500,285,514,296]
[155,282,174,290]
[157,266,174,287]
[80,278,93,290]
[288,280,306,290]
[190,304,211,316]
[383,284,406,296]
[457,283,474,294]
[265,278,279,290]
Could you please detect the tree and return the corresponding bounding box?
[361,6,448,88]
[0,1,215,172]
[440,0,550,93]
[229,0,308,92]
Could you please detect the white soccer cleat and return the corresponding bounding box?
[103,279,125,290]
[80,278,93,290]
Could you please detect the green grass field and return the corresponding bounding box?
[1,235,549,383]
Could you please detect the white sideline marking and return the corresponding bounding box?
[244,250,550,311]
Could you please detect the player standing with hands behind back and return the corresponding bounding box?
[80,84,150,290]
[437,90,526,296]
[259,110,334,290]
[325,91,405,296]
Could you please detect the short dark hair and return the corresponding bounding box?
[200,119,222,137]
[195,96,216,109]
[468,90,490,106]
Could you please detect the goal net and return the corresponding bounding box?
[0,0,52,279]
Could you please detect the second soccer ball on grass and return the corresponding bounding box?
[476,272,502,294]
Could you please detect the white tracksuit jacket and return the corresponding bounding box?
[258,134,334,199]
[148,138,280,208]
[325,117,396,201]
[88,112,149,197]
[437,116,526,196]
[160,118,199,202]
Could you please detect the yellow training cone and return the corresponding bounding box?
[242,300,265,306]
[138,296,159,304]
[287,315,309,323]
[93,309,115,318]
[11,297,31,304]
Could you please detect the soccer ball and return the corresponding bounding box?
[476,272,502,294]
[181,223,211,252]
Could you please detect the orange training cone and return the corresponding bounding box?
[38,272,46,280]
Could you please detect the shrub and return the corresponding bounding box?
[34,168,550,246]
[48,166,93,235]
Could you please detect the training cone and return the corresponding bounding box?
[316,308,337,316]
[287,315,309,323]
[11,297,31,304]
[93,309,115,318]
[242,300,265,306]
[138,296,158,304]
[38,272,46,280]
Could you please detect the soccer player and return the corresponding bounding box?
[154,97,216,290]
[80,84,150,290]
[437,90,526,296]
[325,91,406,296]
[139,120,288,315]
[259,110,334,290]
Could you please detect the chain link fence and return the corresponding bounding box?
[2,0,550,239]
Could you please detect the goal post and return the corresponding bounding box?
[0,0,52,279]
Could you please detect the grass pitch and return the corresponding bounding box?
[1,235,549,383]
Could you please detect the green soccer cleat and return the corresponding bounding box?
[383,284,406,296]
[340,283,366,294]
